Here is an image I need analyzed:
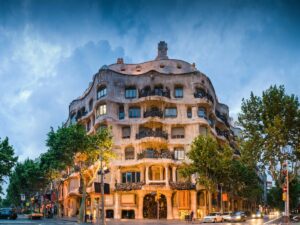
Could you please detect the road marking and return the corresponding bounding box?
[263,216,282,224]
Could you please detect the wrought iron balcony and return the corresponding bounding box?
[115,182,145,191]
[215,110,230,127]
[194,89,214,103]
[216,127,229,139]
[144,110,163,118]
[136,130,168,140]
[138,89,171,98]
[169,181,196,190]
[137,149,174,160]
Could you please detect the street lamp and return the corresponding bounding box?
[96,146,106,225]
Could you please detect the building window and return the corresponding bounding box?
[198,107,207,119]
[89,99,93,112]
[129,107,141,118]
[125,87,137,99]
[199,126,207,136]
[96,104,106,117]
[208,116,214,127]
[119,105,125,120]
[125,147,134,160]
[165,107,177,118]
[174,148,185,160]
[174,86,183,98]
[187,107,192,118]
[171,127,185,139]
[97,86,107,99]
[122,126,131,139]
[121,172,140,183]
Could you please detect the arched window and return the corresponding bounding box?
[97,85,107,99]
[96,104,106,117]
[125,147,134,160]
[122,126,131,139]
[198,107,207,119]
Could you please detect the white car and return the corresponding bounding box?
[203,212,223,223]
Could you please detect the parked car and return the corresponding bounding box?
[229,211,247,222]
[0,208,17,220]
[203,212,223,223]
[222,212,232,221]
[27,211,43,220]
[252,210,263,218]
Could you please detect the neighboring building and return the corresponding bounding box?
[59,41,245,220]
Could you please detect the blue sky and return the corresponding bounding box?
[0,0,299,163]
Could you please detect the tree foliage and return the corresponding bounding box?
[181,135,262,201]
[6,159,47,207]
[238,85,300,182]
[0,137,18,195]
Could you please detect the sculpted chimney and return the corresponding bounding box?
[155,41,168,60]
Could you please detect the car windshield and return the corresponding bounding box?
[233,212,242,215]
[208,213,218,216]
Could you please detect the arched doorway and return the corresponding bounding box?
[143,193,167,219]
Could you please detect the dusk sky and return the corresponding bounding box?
[0,0,299,163]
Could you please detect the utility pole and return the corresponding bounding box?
[220,184,223,214]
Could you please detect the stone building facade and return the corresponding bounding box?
[59,41,242,220]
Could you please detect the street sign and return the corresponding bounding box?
[20,194,25,201]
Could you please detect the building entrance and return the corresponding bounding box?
[143,193,167,219]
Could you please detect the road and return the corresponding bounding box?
[0,215,294,225]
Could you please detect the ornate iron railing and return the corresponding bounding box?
[194,89,214,103]
[115,182,145,191]
[136,130,168,140]
[137,149,174,160]
[139,89,171,98]
[144,110,163,118]
[169,182,196,190]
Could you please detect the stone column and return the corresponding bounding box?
[114,193,120,219]
[165,166,169,187]
[160,167,163,180]
[172,167,177,182]
[145,166,149,184]
[208,191,212,213]
[166,193,173,219]
[116,168,121,183]
[140,166,145,182]
[137,192,144,219]
[191,191,197,218]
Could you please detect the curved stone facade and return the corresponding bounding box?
[60,42,239,220]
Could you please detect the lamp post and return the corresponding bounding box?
[220,183,223,214]
[96,146,105,225]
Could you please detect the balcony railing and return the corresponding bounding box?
[115,182,145,191]
[194,90,214,103]
[169,181,196,190]
[138,89,171,98]
[137,149,174,160]
[144,110,163,118]
[136,130,168,140]
[215,110,230,127]
[216,128,229,139]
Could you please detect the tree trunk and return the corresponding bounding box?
[79,173,86,224]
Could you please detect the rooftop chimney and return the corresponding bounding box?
[117,58,124,64]
[155,41,168,60]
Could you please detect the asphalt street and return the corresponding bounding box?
[0,215,297,225]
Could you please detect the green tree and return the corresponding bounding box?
[6,159,46,207]
[0,137,18,195]
[181,135,262,203]
[238,85,300,182]
[43,124,114,223]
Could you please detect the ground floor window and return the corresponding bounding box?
[121,210,135,219]
[106,209,114,218]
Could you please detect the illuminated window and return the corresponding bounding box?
[96,104,106,117]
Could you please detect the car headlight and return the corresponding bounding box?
[252,214,255,217]
[236,216,241,219]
